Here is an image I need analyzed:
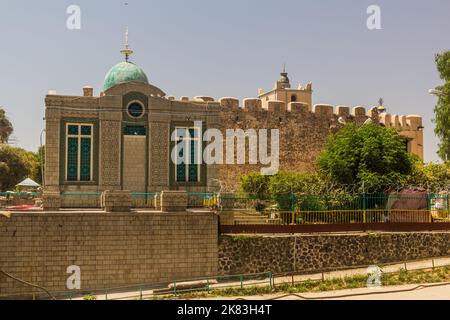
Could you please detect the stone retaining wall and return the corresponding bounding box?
[218,232,450,275]
[0,210,218,298]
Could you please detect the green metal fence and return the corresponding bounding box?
[218,192,450,225]
[0,191,39,209]
[187,192,217,208]
[7,271,273,300]
[131,192,160,209]
[60,192,101,209]
[0,192,39,197]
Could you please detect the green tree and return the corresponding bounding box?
[0,108,13,144]
[240,171,325,198]
[406,161,450,187]
[267,171,324,195]
[0,145,39,191]
[433,51,450,161]
[240,172,270,199]
[318,123,413,191]
[34,146,45,185]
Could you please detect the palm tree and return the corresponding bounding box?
[0,108,13,144]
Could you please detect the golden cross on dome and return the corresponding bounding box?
[121,27,134,62]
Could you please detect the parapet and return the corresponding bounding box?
[288,102,309,113]
[298,82,313,91]
[193,96,215,102]
[215,96,423,133]
[266,100,286,112]
[352,106,366,117]
[406,115,423,130]
[83,86,94,97]
[336,106,350,117]
[243,98,262,112]
[379,113,423,131]
[313,104,334,117]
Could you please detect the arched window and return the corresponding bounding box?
[291,95,297,102]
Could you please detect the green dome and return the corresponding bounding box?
[103,61,149,91]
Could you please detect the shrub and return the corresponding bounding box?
[318,123,414,192]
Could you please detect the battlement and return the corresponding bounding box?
[166,95,423,133]
[217,97,419,127]
[380,113,423,131]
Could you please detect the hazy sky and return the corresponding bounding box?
[0,0,449,162]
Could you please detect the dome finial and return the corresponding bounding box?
[120,27,134,62]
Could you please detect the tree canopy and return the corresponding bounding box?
[0,145,40,191]
[317,123,413,190]
[433,51,450,161]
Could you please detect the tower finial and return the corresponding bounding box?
[121,27,134,62]
[279,63,291,88]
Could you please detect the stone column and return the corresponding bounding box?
[160,191,188,212]
[42,191,61,211]
[44,105,61,191]
[99,95,123,190]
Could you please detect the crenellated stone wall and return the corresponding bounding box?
[208,96,424,191]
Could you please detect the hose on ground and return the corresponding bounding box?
[235,282,450,300]
[0,269,56,300]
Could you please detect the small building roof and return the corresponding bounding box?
[16,178,41,188]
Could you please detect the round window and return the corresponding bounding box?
[127,102,144,118]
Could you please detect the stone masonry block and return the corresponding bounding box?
[101,190,132,213]
[267,101,286,113]
[336,106,350,117]
[243,98,262,112]
[160,191,188,212]
[219,97,240,109]
[43,191,61,211]
[314,104,334,117]
[288,102,309,113]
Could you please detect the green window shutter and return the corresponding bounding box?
[81,126,92,135]
[67,137,79,181]
[124,126,146,136]
[80,138,91,181]
[189,139,198,182]
[176,142,186,182]
[68,125,79,135]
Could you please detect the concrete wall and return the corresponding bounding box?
[218,232,450,275]
[0,211,218,298]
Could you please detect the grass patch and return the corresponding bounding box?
[229,235,264,241]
